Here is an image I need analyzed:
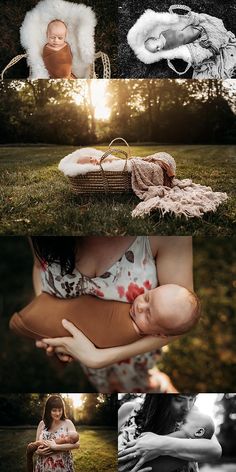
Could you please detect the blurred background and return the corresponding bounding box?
[0,393,117,472]
[118,393,236,472]
[0,79,235,144]
[0,237,235,392]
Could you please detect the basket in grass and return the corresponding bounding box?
[58,138,132,195]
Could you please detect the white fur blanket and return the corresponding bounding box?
[59,148,132,176]
[20,0,96,78]
[131,153,228,219]
[127,10,191,65]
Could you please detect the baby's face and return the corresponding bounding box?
[47,22,67,49]
[130,286,166,336]
[145,35,166,52]
[130,284,196,336]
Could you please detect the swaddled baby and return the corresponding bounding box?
[43,19,76,79]
[27,431,79,472]
[10,284,200,347]
[145,25,201,52]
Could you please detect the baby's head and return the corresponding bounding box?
[130,284,200,337]
[182,410,215,439]
[63,431,79,444]
[46,19,67,49]
[145,34,166,52]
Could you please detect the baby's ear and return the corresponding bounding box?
[195,428,205,437]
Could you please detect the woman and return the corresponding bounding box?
[32,236,193,392]
[31,394,79,472]
[118,394,222,472]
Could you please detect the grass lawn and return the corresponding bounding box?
[0,144,235,236]
[0,426,117,472]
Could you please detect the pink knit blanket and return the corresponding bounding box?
[130,152,228,218]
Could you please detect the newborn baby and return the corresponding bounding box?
[43,19,76,79]
[27,431,79,472]
[130,284,200,337]
[76,154,120,165]
[10,284,200,348]
[181,409,215,439]
[145,25,201,52]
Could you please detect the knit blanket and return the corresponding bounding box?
[130,153,228,219]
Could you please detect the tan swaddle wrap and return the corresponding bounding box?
[130,152,228,218]
[10,293,141,348]
[42,43,76,79]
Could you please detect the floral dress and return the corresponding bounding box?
[41,236,165,393]
[119,401,199,472]
[35,423,74,472]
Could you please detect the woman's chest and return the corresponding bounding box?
[42,237,158,301]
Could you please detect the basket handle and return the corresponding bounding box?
[169,4,191,16]
[99,148,129,172]
[108,137,131,158]
[1,54,27,79]
[167,59,192,75]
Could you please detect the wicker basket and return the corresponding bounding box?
[68,138,132,195]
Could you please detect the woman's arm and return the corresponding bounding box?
[118,433,221,472]
[156,236,193,290]
[42,319,178,368]
[158,434,222,462]
[52,442,80,452]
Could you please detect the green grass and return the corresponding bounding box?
[0,426,117,472]
[0,145,235,235]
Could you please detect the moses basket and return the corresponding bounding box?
[1,0,111,79]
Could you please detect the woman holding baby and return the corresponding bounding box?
[118,394,222,472]
[27,394,79,472]
[31,236,196,393]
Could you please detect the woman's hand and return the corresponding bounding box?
[35,339,73,363]
[40,319,102,368]
[118,433,164,472]
[42,439,57,451]
[35,444,53,456]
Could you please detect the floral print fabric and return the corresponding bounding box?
[41,237,162,392]
[35,424,74,472]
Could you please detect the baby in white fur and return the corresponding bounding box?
[145,24,200,52]
[76,152,119,165]
[43,19,76,79]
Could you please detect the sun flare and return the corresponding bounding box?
[73,80,110,121]
[65,394,84,408]
[90,80,110,120]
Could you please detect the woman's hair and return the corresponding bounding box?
[135,394,197,435]
[43,395,67,430]
[31,237,77,275]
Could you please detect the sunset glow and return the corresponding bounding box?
[73,80,110,120]
[65,394,84,408]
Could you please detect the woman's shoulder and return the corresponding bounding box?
[38,420,45,428]
[64,418,75,428]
